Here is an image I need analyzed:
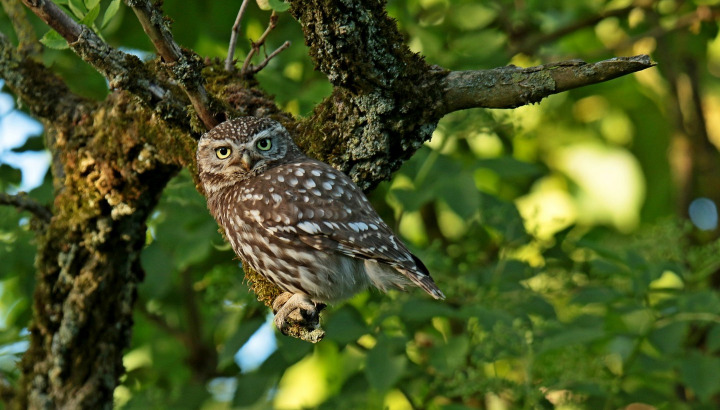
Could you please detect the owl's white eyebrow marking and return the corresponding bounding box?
[252,123,284,141]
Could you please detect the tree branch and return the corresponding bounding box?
[124,0,220,129]
[244,40,290,75]
[225,0,251,71]
[19,0,192,130]
[0,192,52,223]
[440,55,656,114]
[0,32,84,121]
[240,11,282,74]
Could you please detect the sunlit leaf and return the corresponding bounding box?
[80,4,100,25]
[68,0,86,19]
[39,30,69,50]
[102,0,122,29]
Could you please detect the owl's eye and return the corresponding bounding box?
[215,147,232,159]
[256,138,272,151]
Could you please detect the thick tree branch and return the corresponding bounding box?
[440,55,656,114]
[125,0,220,129]
[0,192,52,223]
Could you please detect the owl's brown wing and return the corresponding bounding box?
[242,160,444,299]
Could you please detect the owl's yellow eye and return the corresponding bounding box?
[256,138,272,151]
[215,147,232,159]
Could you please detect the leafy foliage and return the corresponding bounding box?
[2,0,720,408]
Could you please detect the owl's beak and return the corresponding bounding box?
[240,151,253,171]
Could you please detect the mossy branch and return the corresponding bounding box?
[0,33,84,121]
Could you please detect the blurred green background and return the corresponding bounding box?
[2,0,720,408]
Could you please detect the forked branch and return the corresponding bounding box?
[240,11,289,75]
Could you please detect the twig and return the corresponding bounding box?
[0,192,52,222]
[241,11,285,74]
[124,0,219,129]
[225,0,251,72]
[441,55,656,113]
[603,5,720,56]
[245,41,290,75]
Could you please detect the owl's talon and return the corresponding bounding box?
[272,293,320,334]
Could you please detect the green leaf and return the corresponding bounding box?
[325,305,368,345]
[268,0,290,12]
[400,298,456,321]
[365,337,406,391]
[80,4,100,25]
[428,335,470,373]
[102,0,122,29]
[475,157,544,180]
[570,287,622,305]
[648,322,688,355]
[538,327,606,354]
[0,164,21,190]
[10,136,45,153]
[84,0,100,10]
[708,324,720,353]
[679,350,720,402]
[39,30,69,50]
[68,0,87,19]
[478,192,528,244]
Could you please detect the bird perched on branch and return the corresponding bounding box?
[196,117,444,336]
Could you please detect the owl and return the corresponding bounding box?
[196,117,445,334]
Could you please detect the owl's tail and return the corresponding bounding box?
[404,255,446,300]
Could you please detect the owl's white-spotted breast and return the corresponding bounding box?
[196,117,444,333]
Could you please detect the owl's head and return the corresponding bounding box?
[197,117,302,195]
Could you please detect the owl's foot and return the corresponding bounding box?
[272,292,325,340]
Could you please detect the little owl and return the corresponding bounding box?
[196,117,444,334]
